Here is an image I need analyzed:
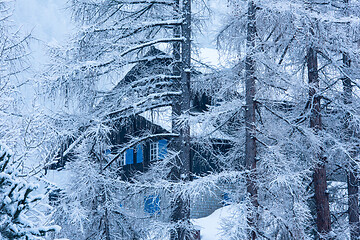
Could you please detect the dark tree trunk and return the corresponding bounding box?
[104,208,111,240]
[307,46,331,239]
[348,167,360,240]
[244,1,259,239]
[342,52,360,240]
[170,0,192,239]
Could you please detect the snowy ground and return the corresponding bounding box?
[192,205,234,240]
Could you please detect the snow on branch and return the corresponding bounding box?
[93,19,183,33]
[261,103,306,136]
[120,38,184,57]
[112,0,175,5]
[106,91,181,117]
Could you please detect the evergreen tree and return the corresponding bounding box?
[0,144,59,240]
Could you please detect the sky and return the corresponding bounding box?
[12,0,229,70]
[13,0,72,68]
[14,0,71,43]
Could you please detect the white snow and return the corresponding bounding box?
[190,120,232,140]
[140,106,172,132]
[191,205,234,240]
[45,169,71,189]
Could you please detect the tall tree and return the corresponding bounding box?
[215,0,318,238]
[0,0,30,150]
[307,42,331,238]
[305,3,332,236]
[343,51,359,240]
[244,1,259,239]
[170,0,192,239]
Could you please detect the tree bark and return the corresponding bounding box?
[307,45,331,239]
[342,52,360,240]
[244,1,259,239]
[170,0,191,239]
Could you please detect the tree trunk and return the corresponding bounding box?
[342,52,360,240]
[244,1,259,239]
[348,167,360,240]
[170,0,192,239]
[307,45,331,239]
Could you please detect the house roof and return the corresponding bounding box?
[96,47,173,111]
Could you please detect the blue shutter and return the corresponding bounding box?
[144,195,160,215]
[105,149,111,155]
[125,149,134,165]
[158,139,167,160]
[104,149,111,161]
[136,144,143,163]
[222,192,231,206]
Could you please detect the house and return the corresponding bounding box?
[45,47,233,220]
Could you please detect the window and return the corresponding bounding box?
[124,148,134,165]
[144,195,160,216]
[150,139,167,162]
[123,145,143,165]
[222,192,231,206]
[104,148,112,161]
[150,142,158,162]
[136,144,143,163]
[104,149,111,155]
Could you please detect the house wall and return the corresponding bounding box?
[190,188,224,219]
[190,182,240,219]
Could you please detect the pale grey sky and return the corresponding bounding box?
[11,0,72,110]
[13,0,72,68]
[14,0,71,42]
[12,0,227,68]
[11,0,229,75]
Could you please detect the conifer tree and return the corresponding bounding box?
[0,144,59,240]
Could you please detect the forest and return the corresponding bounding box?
[1,0,360,240]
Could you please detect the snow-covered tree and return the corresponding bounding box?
[0,144,59,240]
[0,0,30,150]
[42,0,200,239]
[208,0,360,239]
[0,3,60,238]
[38,0,360,239]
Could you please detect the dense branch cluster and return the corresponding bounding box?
[3,0,360,240]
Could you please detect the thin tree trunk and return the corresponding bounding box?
[170,0,191,239]
[342,52,360,240]
[244,1,259,239]
[104,208,111,240]
[307,45,331,239]
[99,145,111,240]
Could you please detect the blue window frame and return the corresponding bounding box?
[136,144,143,163]
[158,139,167,160]
[124,148,134,165]
[144,195,160,215]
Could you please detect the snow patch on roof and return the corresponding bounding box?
[140,106,172,132]
[140,107,232,140]
[190,120,232,140]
